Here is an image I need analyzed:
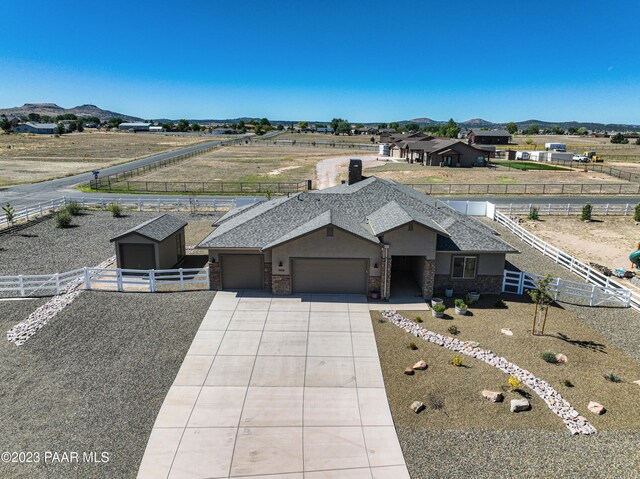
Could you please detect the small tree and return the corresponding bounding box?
[525,138,533,146]
[1,115,13,133]
[636,137,640,145]
[2,203,15,225]
[528,206,539,220]
[506,122,518,135]
[56,123,66,135]
[610,132,628,144]
[528,274,554,335]
[635,203,640,222]
[581,202,592,221]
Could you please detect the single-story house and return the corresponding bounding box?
[468,129,511,145]
[316,127,334,134]
[118,122,151,132]
[381,132,429,144]
[111,214,187,270]
[354,126,378,135]
[198,172,517,299]
[390,138,489,166]
[13,122,59,134]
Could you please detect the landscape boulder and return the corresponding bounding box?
[412,360,428,370]
[404,367,415,376]
[501,328,514,336]
[481,390,504,403]
[510,398,531,412]
[410,401,425,413]
[556,353,568,363]
[588,401,606,415]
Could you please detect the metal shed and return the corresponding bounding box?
[110,214,187,270]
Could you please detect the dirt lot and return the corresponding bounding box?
[0,131,212,186]
[276,132,379,143]
[130,144,373,184]
[519,216,640,292]
[361,160,621,184]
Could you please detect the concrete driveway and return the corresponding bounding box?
[138,291,409,479]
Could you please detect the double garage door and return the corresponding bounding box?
[292,258,368,294]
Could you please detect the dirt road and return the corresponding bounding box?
[315,155,390,189]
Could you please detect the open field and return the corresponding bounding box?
[359,159,623,185]
[518,216,640,288]
[128,144,373,184]
[275,132,379,143]
[0,131,213,186]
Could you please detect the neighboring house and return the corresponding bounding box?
[380,131,427,144]
[118,122,151,131]
[111,214,187,270]
[316,127,334,134]
[149,125,165,132]
[390,138,489,166]
[13,122,59,134]
[198,172,517,299]
[468,129,511,145]
[354,126,378,135]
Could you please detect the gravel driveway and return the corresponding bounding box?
[315,156,381,189]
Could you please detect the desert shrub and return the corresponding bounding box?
[581,202,592,221]
[528,206,539,220]
[447,325,459,336]
[426,393,444,410]
[451,355,463,367]
[433,304,446,313]
[107,203,123,218]
[415,316,423,323]
[494,299,508,308]
[634,203,640,222]
[563,379,574,387]
[64,201,83,216]
[408,342,418,350]
[54,210,72,228]
[542,352,559,363]
[454,299,467,309]
[2,203,15,224]
[603,371,622,383]
[508,376,521,390]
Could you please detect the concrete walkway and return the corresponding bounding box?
[138,291,409,479]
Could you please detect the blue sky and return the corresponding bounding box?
[1,1,639,123]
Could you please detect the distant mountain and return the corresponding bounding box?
[462,118,493,126]
[0,103,142,122]
[409,117,437,124]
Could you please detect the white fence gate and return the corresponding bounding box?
[502,270,632,307]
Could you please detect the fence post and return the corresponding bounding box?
[55,273,61,295]
[150,270,156,292]
[518,271,524,295]
[179,268,185,291]
[590,284,596,307]
[84,267,91,290]
[19,275,25,297]
[117,269,123,292]
[205,265,210,290]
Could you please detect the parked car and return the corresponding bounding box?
[572,154,589,162]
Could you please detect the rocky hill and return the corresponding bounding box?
[0,103,142,121]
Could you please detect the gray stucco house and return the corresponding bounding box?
[198,175,517,299]
[390,138,489,166]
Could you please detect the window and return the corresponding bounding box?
[451,256,477,279]
[326,226,334,237]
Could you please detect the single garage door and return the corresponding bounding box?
[221,254,263,290]
[119,243,156,270]
[292,258,368,294]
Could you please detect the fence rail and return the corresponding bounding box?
[0,266,209,296]
[493,210,640,312]
[406,182,640,195]
[0,196,241,229]
[268,139,379,151]
[545,159,640,183]
[497,202,639,216]
[502,270,631,307]
[89,179,311,194]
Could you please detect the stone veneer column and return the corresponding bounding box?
[272,275,291,294]
[421,258,436,300]
[368,276,381,297]
[263,262,273,291]
[208,261,221,291]
[382,257,392,300]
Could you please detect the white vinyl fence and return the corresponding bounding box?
[502,270,632,307]
[0,266,209,296]
[494,210,640,312]
[0,196,242,229]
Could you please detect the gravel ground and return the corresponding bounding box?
[398,429,640,479]
[486,219,640,362]
[0,210,219,278]
[0,290,215,479]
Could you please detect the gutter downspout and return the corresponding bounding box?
[382,244,390,300]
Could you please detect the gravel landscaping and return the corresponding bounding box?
[0,289,215,479]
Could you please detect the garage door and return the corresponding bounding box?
[292,258,368,294]
[221,254,263,290]
[119,243,156,270]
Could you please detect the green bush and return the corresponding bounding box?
[64,201,83,216]
[447,325,459,336]
[603,371,622,383]
[107,203,123,218]
[581,202,592,221]
[415,316,423,323]
[494,299,508,308]
[454,299,467,309]
[54,210,72,228]
[542,352,558,363]
[433,304,446,313]
[563,379,574,387]
[528,206,539,221]
[408,342,418,350]
[634,203,640,222]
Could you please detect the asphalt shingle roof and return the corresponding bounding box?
[110,214,187,243]
[198,177,517,254]
[470,129,511,137]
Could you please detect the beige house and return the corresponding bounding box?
[198,175,517,299]
[390,138,489,166]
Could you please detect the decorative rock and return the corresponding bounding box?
[481,390,504,403]
[410,401,425,413]
[412,360,428,370]
[633,380,640,386]
[404,367,415,375]
[465,341,480,348]
[588,401,606,415]
[556,353,568,363]
[510,398,531,412]
[501,328,514,336]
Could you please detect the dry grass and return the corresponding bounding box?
[371,295,640,432]
[360,160,621,185]
[0,131,212,186]
[506,135,640,163]
[276,132,379,143]
[130,144,373,184]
